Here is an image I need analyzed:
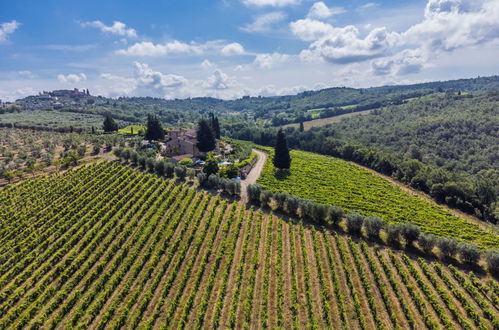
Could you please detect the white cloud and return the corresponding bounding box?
[242,0,300,7]
[203,69,233,89]
[133,62,187,96]
[307,2,346,19]
[201,59,216,70]
[402,0,499,53]
[290,19,334,41]
[241,12,286,33]
[81,20,137,38]
[57,73,87,84]
[359,2,379,10]
[371,48,426,76]
[253,52,290,69]
[0,20,20,43]
[18,71,36,79]
[116,40,202,56]
[221,42,246,56]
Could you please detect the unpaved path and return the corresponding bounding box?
[240,149,267,203]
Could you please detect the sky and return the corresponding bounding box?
[0,0,498,101]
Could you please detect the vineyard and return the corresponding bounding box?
[0,161,496,328]
[257,149,499,249]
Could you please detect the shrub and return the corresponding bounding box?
[437,237,459,258]
[311,203,329,224]
[485,250,499,275]
[274,192,289,211]
[400,223,421,246]
[187,168,196,180]
[197,172,207,187]
[346,213,364,234]
[418,233,437,254]
[154,160,166,176]
[208,174,221,189]
[178,158,194,167]
[247,184,262,203]
[364,216,383,239]
[285,196,299,215]
[385,224,402,246]
[130,151,138,165]
[260,190,273,208]
[114,148,122,158]
[138,156,147,170]
[327,205,344,226]
[122,148,131,162]
[174,166,187,180]
[458,243,481,265]
[146,158,156,172]
[164,161,174,178]
[298,199,314,219]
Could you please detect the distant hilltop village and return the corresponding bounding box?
[16,88,95,110]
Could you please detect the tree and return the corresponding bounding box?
[458,243,481,265]
[418,233,437,254]
[145,115,165,141]
[210,113,221,139]
[203,152,219,176]
[273,128,291,169]
[364,216,383,239]
[103,114,118,132]
[346,213,364,234]
[299,121,304,132]
[197,119,216,152]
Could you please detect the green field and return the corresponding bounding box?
[118,125,146,135]
[258,149,499,249]
[0,161,497,328]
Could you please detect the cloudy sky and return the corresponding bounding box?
[1,0,498,101]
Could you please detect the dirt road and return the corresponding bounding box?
[240,149,267,203]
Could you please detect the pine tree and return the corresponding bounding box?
[273,128,291,169]
[145,115,165,141]
[196,119,216,152]
[103,114,118,132]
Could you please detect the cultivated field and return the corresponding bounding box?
[257,149,499,249]
[284,109,373,131]
[0,161,497,329]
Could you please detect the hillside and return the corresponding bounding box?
[0,161,497,328]
[257,149,499,249]
[6,75,499,131]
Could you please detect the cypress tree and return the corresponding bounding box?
[103,114,118,132]
[213,117,221,139]
[145,114,165,141]
[273,128,291,169]
[196,119,216,152]
[299,121,304,132]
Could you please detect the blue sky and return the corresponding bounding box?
[1,0,498,101]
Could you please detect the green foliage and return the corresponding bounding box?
[203,152,219,176]
[196,119,216,152]
[103,114,118,132]
[272,128,291,169]
[144,115,165,141]
[258,148,499,249]
[178,158,193,167]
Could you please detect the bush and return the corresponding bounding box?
[437,237,459,257]
[346,213,364,234]
[485,250,499,275]
[247,184,262,203]
[327,205,344,226]
[164,161,174,177]
[364,216,383,239]
[400,223,421,246]
[122,148,131,162]
[458,243,481,265]
[114,148,122,158]
[274,192,289,210]
[178,158,194,167]
[155,160,166,176]
[298,199,314,219]
[138,156,147,170]
[130,151,138,165]
[285,196,299,215]
[385,224,402,246]
[418,233,437,254]
[146,158,156,172]
[260,190,273,208]
[187,168,196,180]
[174,166,187,180]
[311,203,329,224]
[208,174,221,189]
[197,172,207,187]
